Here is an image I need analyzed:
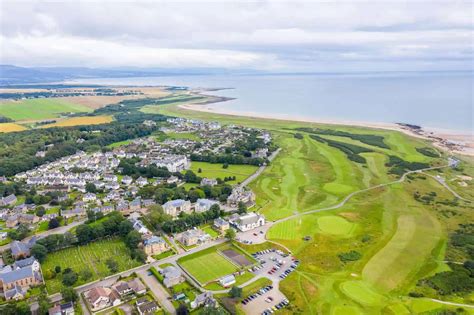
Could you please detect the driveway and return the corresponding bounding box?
[136,269,175,314]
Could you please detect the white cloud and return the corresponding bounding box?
[0,0,472,71]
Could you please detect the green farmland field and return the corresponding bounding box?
[42,238,141,293]
[0,99,91,121]
[178,246,238,284]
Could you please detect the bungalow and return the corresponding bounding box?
[161,266,184,288]
[166,176,179,184]
[136,177,148,187]
[213,218,230,232]
[130,198,142,211]
[48,302,75,315]
[137,301,159,315]
[142,199,156,208]
[229,212,265,232]
[143,236,168,255]
[6,215,18,228]
[194,199,217,213]
[18,213,40,225]
[162,199,191,217]
[219,274,236,288]
[131,219,150,235]
[191,292,216,309]
[127,278,146,295]
[112,281,133,297]
[61,207,86,219]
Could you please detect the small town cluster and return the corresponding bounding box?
[0,117,288,315]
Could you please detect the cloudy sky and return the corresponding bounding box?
[0,0,472,72]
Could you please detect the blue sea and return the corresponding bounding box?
[69,72,473,132]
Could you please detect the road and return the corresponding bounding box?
[421,172,472,202]
[0,219,85,252]
[136,268,176,314]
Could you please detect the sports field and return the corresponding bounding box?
[178,247,238,284]
[0,99,92,121]
[42,238,141,293]
[189,161,258,185]
[40,115,113,128]
[0,122,27,133]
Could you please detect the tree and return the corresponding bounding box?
[8,223,30,240]
[198,168,202,173]
[79,269,93,281]
[55,266,61,273]
[229,286,242,298]
[76,224,93,244]
[222,163,229,169]
[125,230,142,249]
[106,258,119,273]
[118,220,134,236]
[62,271,78,286]
[177,303,190,315]
[85,182,97,193]
[61,286,79,302]
[30,244,48,262]
[237,201,247,214]
[37,291,51,315]
[199,306,226,315]
[48,217,60,229]
[225,228,236,241]
[35,206,46,217]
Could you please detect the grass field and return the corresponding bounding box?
[178,246,238,284]
[339,281,386,306]
[40,115,113,128]
[189,161,258,185]
[317,215,357,237]
[42,238,141,293]
[0,99,92,121]
[0,122,27,133]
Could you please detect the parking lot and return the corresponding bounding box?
[240,248,297,314]
[236,222,274,245]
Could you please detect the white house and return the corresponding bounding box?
[229,212,265,232]
[154,155,190,172]
[194,199,217,213]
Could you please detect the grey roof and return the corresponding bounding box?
[162,266,181,279]
[13,256,36,269]
[4,284,25,299]
[0,265,34,284]
[144,236,165,246]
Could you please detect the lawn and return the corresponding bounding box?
[178,246,238,285]
[40,115,113,128]
[163,132,202,141]
[42,238,141,293]
[189,161,258,185]
[339,280,386,306]
[0,99,92,121]
[0,122,27,133]
[107,139,133,148]
[317,215,357,237]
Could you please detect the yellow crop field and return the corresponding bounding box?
[0,123,27,133]
[41,115,113,128]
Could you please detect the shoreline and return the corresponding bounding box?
[179,101,474,157]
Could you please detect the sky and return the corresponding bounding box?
[0,0,472,72]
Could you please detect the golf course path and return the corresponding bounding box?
[421,172,473,202]
[239,148,281,188]
[430,298,474,309]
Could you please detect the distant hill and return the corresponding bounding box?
[0,64,263,86]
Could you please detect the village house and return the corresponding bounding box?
[137,301,159,315]
[143,236,168,255]
[84,286,121,311]
[200,178,218,186]
[136,177,148,187]
[229,212,265,232]
[10,237,37,259]
[194,198,218,213]
[154,154,190,172]
[0,194,17,207]
[162,199,192,217]
[83,192,97,202]
[213,217,230,232]
[161,266,184,288]
[121,176,133,186]
[131,219,150,235]
[179,229,211,247]
[166,176,179,184]
[191,292,216,309]
[219,274,236,288]
[48,302,75,315]
[227,187,256,207]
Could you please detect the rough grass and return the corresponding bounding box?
[317,215,357,237]
[0,99,92,121]
[189,161,258,185]
[178,247,238,284]
[339,280,386,306]
[42,238,140,294]
[0,122,27,133]
[40,115,113,128]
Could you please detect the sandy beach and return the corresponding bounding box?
[179,101,474,157]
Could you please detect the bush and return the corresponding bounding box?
[338,250,362,262]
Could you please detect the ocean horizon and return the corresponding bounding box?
[68,72,473,133]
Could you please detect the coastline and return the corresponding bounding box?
[179,101,474,157]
